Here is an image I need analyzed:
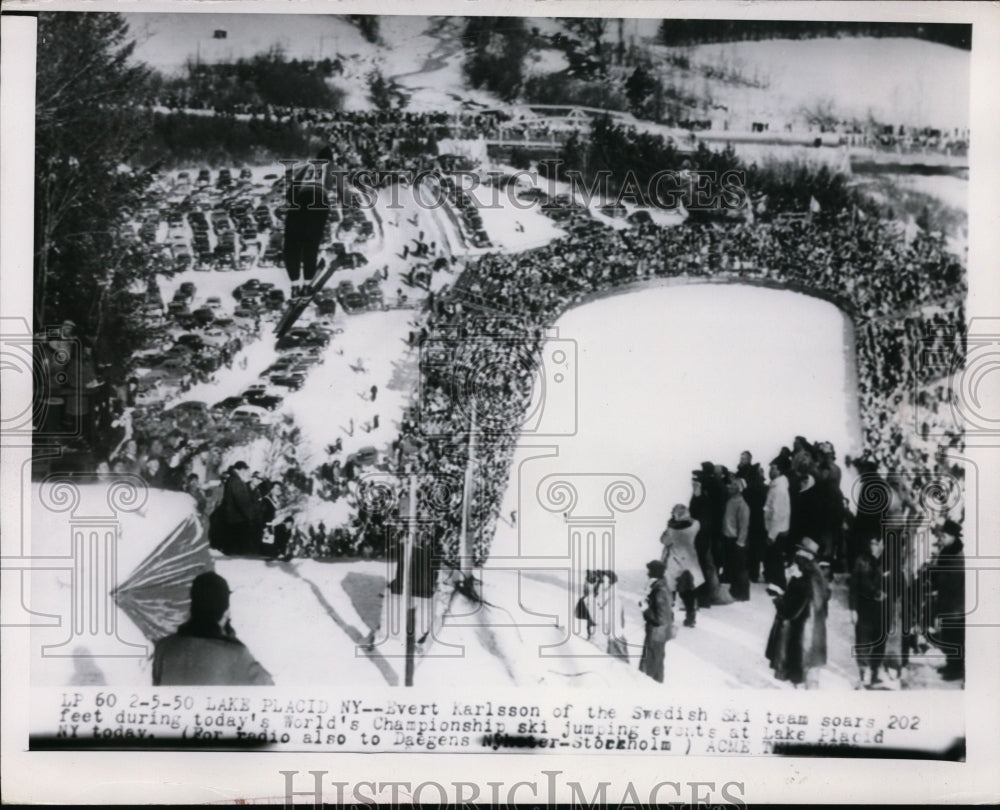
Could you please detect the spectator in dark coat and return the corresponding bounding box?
[813,441,844,566]
[705,463,727,577]
[722,478,751,601]
[789,472,825,556]
[152,572,273,686]
[847,460,888,571]
[270,517,295,561]
[639,559,673,683]
[214,461,261,555]
[765,538,829,688]
[930,519,964,681]
[850,535,890,687]
[142,456,169,489]
[739,458,769,583]
[689,472,722,607]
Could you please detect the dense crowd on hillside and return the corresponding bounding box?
[37,103,966,573]
[410,206,965,567]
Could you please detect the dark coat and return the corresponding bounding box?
[689,493,715,541]
[222,474,257,525]
[212,473,262,554]
[285,182,329,245]
[152,621,273,686]
[849,551,886,614]
[765,560,829,684]
[799,560,830,668]
[930,539,964,666]
[849,550,889,666]
[789,482,825,546]
[642,577,672,628]
[639,577,673,683]
[931,540,964,618]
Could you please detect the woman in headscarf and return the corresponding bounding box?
[661,504,706,628]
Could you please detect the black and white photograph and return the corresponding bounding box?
[2,0,999,804]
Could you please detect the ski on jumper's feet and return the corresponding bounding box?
[274,262,339,339]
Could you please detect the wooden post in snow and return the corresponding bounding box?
[460,399,477,582]
[403,474,417,687]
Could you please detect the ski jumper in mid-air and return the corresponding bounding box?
[283,146,332,298]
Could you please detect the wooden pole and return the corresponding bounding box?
[460,400,477,579]
[403,474,417,687]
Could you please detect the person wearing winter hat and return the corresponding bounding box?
[723,478,751,601]
[764,455,792,587]
[931,519,964,681]
[661,504,705,628]
[152,571,273,686]
[849,535,889,688]
[638,559,673,683]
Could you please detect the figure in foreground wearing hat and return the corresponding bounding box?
[660,504,705,628]
[153,572,273,686]
[764,538,830,688]
[849,536,890,688]
[638,560,673,683]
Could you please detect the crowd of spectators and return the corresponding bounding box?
[38,103,966,577]
[403,197,965,569]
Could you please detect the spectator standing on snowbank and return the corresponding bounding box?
[689,472,724,607]
[765,538,830,689]
[153,572,273,686]
[660,504,704,628]
[210,461,261,555]
[763,455,792,588]
[638,559,673,683]
[722,478,751,601]
[850,535,890,687]
[929,519,965,682]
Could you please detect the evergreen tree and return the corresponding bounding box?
[461,17,530,102]
[34,12,162,378]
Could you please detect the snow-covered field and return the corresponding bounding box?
[681,37,969,130]
[129,14,968,131]
[880,173,969,214]
[128,14,381,74]
[491,283,863,572]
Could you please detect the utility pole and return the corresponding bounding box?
[459,399,477,583]
[403,474,417,686]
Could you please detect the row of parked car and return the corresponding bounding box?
[209,319,336,425]
[438,173,492,249]
[174,166,257,191]
[132,326,245,407]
